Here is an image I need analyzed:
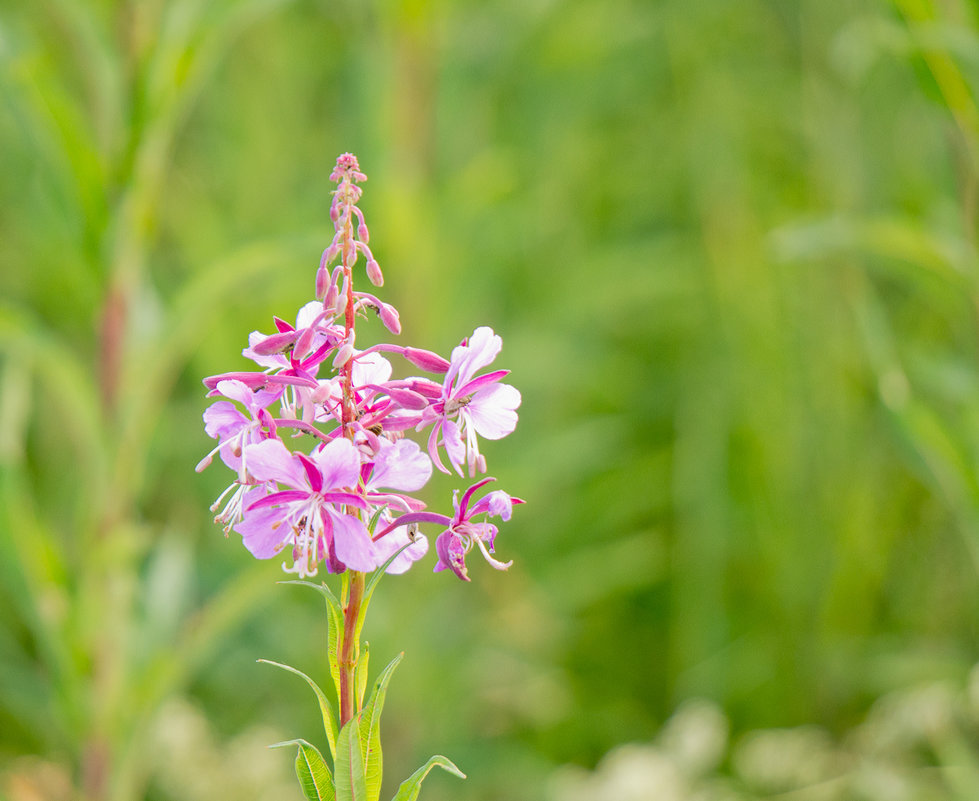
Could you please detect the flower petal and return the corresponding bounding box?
[235,505,291,559]
[329,511,377,571]
[447,327,502,391]
[442,418,466,476]
[203,401,248,440]
[370,439,432,492]
[244,439,306,488]
[375,526,429,574]
[468,383,521,440]
[311,437,362,490]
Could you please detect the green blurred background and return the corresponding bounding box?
[4,0,979,799]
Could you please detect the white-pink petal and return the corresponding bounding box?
[442,418,467,476]
[468,383,521,440]
[447,327,502,391]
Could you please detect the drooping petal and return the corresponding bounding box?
[442,418,466,476]
[370,439,432,492]
[243,439,306,488]
[310,437,362,490]
[468,383,521,440]
[329,510,377,572]
[434,530,469,581]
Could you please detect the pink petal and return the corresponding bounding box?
[311,437,362,490]
[442,418,466,476]
[370,439,432,492]
[329,511,377,571]
[446,327,501,390]
[244,439,306,488]
[468,383,521,439]
[235,505,291,559]
[214,379,257,408]
[375,527,429,574]
[203,401,247,440]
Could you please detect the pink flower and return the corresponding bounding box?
[374,478,523,581]
[421,327,521,476]
[236,438,376,576]
[197,379,278,474]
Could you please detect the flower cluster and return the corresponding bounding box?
[198,153,522,581]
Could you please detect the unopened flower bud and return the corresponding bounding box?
[333,336,355,369]
[330,201,340,222]
[379,302,400,334]
[344,240,356,265]
[385,386,429,409]
[403,347,451,373]
[316,265,330,300]
[358,223,369,243]
[366,258,384,287]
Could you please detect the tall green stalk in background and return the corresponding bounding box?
[0,3,308,799]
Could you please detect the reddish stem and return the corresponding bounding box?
[336,170,366,728]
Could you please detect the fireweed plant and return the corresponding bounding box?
[196,153,522,800]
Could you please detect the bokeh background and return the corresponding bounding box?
[4,0,979,799]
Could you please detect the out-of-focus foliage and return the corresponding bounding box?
[3,0,979,799]
[550,666,979,801]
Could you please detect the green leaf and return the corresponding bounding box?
[279,579,345,700]
[359,652,403,801]
[258,659,338,760]
[355,641,370,713]
[335,717,368,801]
[268,739,335,801]
[390,755,466,801]
[355,542,412,645]
[294,741,336,801]
[279,579,344,615]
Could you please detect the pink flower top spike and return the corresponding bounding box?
[199,153,522,579]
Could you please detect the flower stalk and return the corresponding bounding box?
[198,153,522,799]
[339,569,366,726]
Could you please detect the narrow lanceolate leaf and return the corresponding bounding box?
[258,659,339,759]
[279,579,344,616]
[359,652,403,801]
[279,579,345,699]
[390,755,466,801]
[355,542,412,645]
[335,717,368,801]
[294,741,336,801]
[355,641,370,713]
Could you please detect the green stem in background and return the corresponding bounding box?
[338,570,366,726]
